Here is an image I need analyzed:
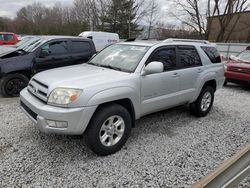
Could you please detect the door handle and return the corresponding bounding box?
[197,68,203,73]
[172,72,178,78]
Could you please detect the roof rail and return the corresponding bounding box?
[163,38,211,44]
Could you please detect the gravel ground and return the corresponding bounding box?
[0,85,249,188]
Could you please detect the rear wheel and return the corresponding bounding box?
[223,79,228,86]
[84,104,132,156]
[0,74,29,97]
[190,86,214,117]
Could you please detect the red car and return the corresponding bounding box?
[0,32,19,45]
[224,47,250,86]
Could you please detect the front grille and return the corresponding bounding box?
[28,79,49,102]
[32,78,49,89]
[21,101,37,121]
[228,66,250,74]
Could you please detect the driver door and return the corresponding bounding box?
[34,40,71,73]
[140,46,181,116]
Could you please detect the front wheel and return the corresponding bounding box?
[0,74,29,97]
[190,86,214,117]
[84,104,132,156]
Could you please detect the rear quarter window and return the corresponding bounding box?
[201,46,221,63]
[72,41,91,53]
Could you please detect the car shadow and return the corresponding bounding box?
[32,104,199,158]
[224,83,250,92]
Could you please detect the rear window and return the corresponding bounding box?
[0,34,14,41]
[201,46,221,63]
[72,41,91,53]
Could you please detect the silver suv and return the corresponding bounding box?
[20,39,225,156]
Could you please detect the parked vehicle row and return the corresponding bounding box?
[19,39,225,155]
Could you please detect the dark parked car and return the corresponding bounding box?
[0,36,96,97]
[0,36,40,57]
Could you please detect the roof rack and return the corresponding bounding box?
[163,38,211,44]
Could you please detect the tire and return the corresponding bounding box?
[223,79,228,86]
[189,86,214,117]
[84,104,132,156]
[0,74,29,97]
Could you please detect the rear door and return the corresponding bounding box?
[69,40,94,65]
[176,45,203,102]
[34,39,71,73]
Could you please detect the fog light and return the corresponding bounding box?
[46,120,68,128]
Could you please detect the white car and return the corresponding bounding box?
[79,31,119,51]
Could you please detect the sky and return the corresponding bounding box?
[0,0,74,18]
[0,0,169,19]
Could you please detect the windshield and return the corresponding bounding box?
[88,44,149,72]
[17,37,41,51]
[23,39,44,52]
[15,37,31,48]
[237,50,250,61]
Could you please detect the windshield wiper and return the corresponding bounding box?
[87,62,129,72]
[99,64,123,71]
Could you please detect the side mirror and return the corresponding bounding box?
[142,61,164,76]
[39,49,50,58]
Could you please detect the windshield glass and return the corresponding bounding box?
[89,44,149,72]
[15,37,31,48]
[237,50,250,61]
[23,39,44,52]
[17,37,41,50]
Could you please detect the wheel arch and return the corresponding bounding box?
[92,98,136,128]
[192,79,217,102]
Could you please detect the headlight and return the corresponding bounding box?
[48,88,82,105]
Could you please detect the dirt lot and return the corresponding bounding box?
[0,85,249,187]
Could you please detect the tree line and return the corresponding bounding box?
[0,0,249,42]
[0,0,151,39]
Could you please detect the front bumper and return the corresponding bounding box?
[225,71,250,82]
[20,88,97,135]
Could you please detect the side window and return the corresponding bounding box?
[4,34,14,41]
[177,46,202,68]
[72,41,91,53]
[0,34,3,41]
[149,47,176,71]
[41,41,68,56]
[201,46,221,63]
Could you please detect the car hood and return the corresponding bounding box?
[33,64,130,90]
[226,60,250,69]
[0,46,16,57]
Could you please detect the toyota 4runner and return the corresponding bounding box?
[20,39,225,156]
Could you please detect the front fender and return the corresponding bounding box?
[87,87,140,119]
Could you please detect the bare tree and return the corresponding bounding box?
[169,0,250,41]
[144,0,159,39]
[169,0,208,38]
